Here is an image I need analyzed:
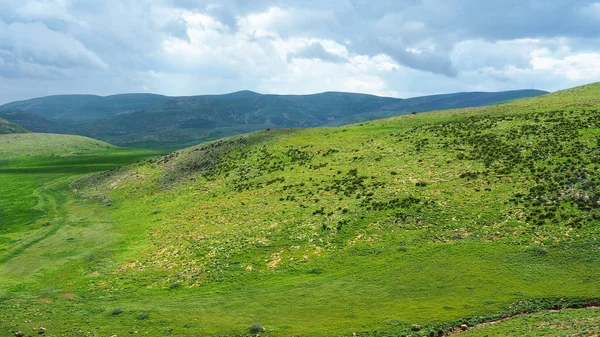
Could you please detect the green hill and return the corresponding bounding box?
[458,308,600,336]
[0,132,164,240]
[0,133,114,158]
[0,117,28,134]
[0,83,597,336]
[1,90,546,148]
[0,110,69,134]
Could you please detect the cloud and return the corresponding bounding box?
[0,0,600,104]
[0,20,108,79]
[287,42,346,63]
[532,52,600,81]
[15,0,78,23]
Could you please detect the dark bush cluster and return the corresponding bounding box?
[408,107,600,227]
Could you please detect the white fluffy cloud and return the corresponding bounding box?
[0,0,599,103]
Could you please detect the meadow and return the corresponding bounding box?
[1,84,600,336]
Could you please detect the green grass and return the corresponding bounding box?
[1,84,600,336]
[0,134,164,265]
[461,308,600,336]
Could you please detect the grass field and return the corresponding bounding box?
[460,308,600,336]
[0,134,164,308]
[1,84,600,336]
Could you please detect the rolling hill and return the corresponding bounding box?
[1,89,547,148]
[0,93,169,120]
[0,110,69,134]
[0,83,598,336]
[0,117,28,134]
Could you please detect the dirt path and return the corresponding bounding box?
[445,305,600,336]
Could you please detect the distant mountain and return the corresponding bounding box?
[0,89,548,148]
[0,95,100,119]
[0,110,68,133]
[0,93,169,120]
[0,117,29,134]
[324,89,548,125]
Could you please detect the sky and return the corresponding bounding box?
[0,0,599,103]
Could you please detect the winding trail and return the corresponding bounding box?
[444,305,600,336]
[0,176,70,264]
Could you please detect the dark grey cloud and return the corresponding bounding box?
[163,17,191,42]
[0,20,107,79]
[288,42,346,63]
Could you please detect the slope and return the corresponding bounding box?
[334,89,548,125]
[0,110,69,133]
[0,117,28,134]
[459,308,600,336]
[73,89,547,148]
[0,132,164,259]
[0,83,597,336]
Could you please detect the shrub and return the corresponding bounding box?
[111,308,122,316]
[137,313,150,320]
[530,246,548,256]
[249,323,264,333]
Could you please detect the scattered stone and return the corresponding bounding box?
[460,324,469,331]
[38,327,46,335]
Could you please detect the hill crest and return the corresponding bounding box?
[0,117,29,134]
[0,88,549,148]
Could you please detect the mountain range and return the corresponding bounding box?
[0,89,547,148]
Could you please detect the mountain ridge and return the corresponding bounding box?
[1,89,548,148]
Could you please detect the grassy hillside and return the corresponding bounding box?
[0,133,114,158]
[0,83,598,336]
[0,117,28,134]
[0,110,69,133]
[460,308,600,336]
[0,134,164,236]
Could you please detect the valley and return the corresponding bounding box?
[0,83,599,336]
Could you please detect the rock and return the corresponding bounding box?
[38,327,46,334]
[460,324,469,331]
[411,324,421,331]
